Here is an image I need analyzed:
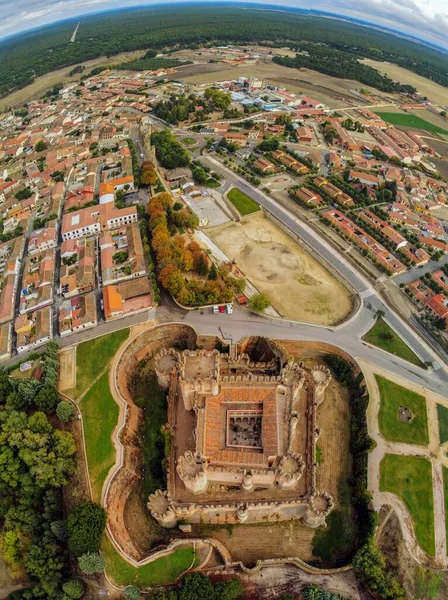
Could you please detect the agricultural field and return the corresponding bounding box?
[362,318,424,368]
[380,454,435,557]
[373,111,448,136]
[208,213,353,325]
[227,187,260,216]
[376,375,429,445]
[362,59,448,106]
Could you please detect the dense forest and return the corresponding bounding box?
[0,5,447,99]
[273,45,417,94]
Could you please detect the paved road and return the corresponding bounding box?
[200,155,448,386]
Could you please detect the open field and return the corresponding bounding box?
[208,213,352,325]
[66,329,129,399]
[373,112,448,136]
[376,375,428,445]
[176,61,389,109]
[102,537,196,587]
[0,51,144,109]
[361,59,448,106]
[227,187,260,215]
[362,318,424,368]
[80,370,119,502]
[437,404,448,445]
[380,454,435,557]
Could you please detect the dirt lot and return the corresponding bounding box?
[59,347,76,390]
[361,59,448,107]
[0,51,143,108]
[193,520,315,563]
[208,214,353,325]
[174,60,384,108]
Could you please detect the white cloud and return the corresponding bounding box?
[0,0,447,49]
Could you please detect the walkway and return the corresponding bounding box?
[363,360,448,567]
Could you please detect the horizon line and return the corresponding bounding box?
[0,1,447,54]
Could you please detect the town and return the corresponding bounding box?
[1,45,448,360]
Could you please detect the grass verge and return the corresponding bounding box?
[227,187,260,215]
[380,454,434,557]
[102,537,196,587]
[373,112,448,135]
[437,404,448,445]
[68,329,129,398]
[376,375,428,445]
[80,370,118,502]
[443,467,448,547]
[362,318,424,368]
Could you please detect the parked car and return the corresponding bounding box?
[219,305,225,313]
[227,304,233,314]
[213,305,219,314]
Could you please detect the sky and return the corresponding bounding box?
[0,0,447,50]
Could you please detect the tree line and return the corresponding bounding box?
[1,6,446,100]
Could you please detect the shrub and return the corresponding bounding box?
[248,293,270,312]
[78,553,105,575]
[62,579,85,599]
[56,400,75,422]
[125,586,141,600]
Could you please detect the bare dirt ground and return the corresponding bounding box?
[361,59,448,107]
[0,556,26,600]
[0,51,144,108]
[194,521,315,563]
[176,61,382,108]
[59,347,76,390]
[208,213,353,325]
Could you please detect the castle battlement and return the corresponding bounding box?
[150,339,333,529]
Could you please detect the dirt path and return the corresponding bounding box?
[361,360,448,567]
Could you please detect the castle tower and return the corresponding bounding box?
[176,451,208,495]
[303,491,334,528]
[276,453,305,490]
[147,490,178,529]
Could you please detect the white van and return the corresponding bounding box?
[227,304,233,314]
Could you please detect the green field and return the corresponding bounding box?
[80,371,119,502]
[443,467,448,546]
[380,454,435,556]
[181,137,197,146]
[227,188,260,215]
[374,112,448,135]
[67,329,129,398]
[102,537,196,587]
[362,318,424,368]
[437,404,448,445]
[376,375,428,445]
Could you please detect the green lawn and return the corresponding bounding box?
[80,370,119,502]
[227,188,260,215]
[437,404,448,444]
[362,318,424,368]
[182,137,197,146]
[102,537,196,587]
[67,329,129,398]
[443,467,448,547]
[376,375,428,445]
[380,454,435,557]
[373,112,448,135]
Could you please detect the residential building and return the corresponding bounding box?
[61,203,138,240]
[15,306,52,353]
[59,293,97,336]
[103,277,152,321]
